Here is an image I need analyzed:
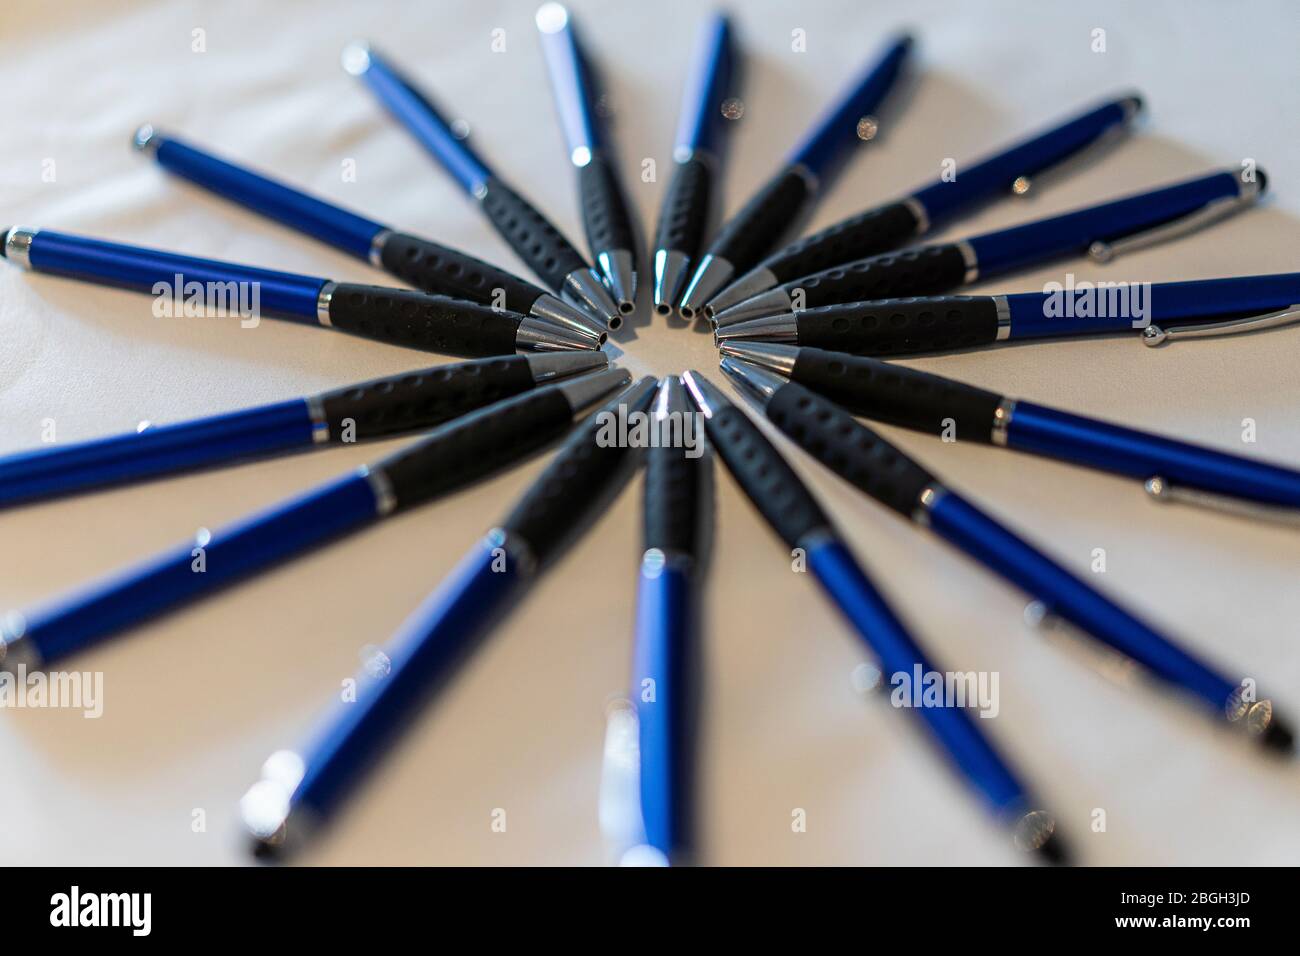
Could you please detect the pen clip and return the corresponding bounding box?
[1141,302,1300,347]
[1008,99,1142,199]
[1089,178,1263,264]
[1144,475,1300,526]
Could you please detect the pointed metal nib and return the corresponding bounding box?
[531,293,608,345]
[680,369,731,418]
[678,254,734,320]
[524,350,609,382]
[705,265,780,318]
[652,249,691,317]
[556,367,635,419]
[597,250,637,316]
[718,357,785,407]
[563,267,623,332]
[516,313,607,352]
[713,288,796,328]
[717,340,799,377]
[713,314,798,347]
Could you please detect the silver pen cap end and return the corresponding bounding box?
[712,314,798,348]
[678,254,734,320]
[717,340,799,377]
[712,287,795,328]
[563,267,622,332]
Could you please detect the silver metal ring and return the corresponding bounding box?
[4,227,38,269]
[359,465,397,516]
[991,398,1017,446]
[367,229,392,268]
[954,239,979,284]
[316,281,337,327]
[305,395,330,444]
[993,295,1011,341]
[900,197,929,235]
[911,483,948,526]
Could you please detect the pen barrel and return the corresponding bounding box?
[804,536,1032,815]
[21,230,326,321]
[642,439,709,557]
[709,166,813,273]
[0,399,314,508]
[151,135,385,260]
[631,559,695,856]
[765,381,936,518]
[377,232,545,316]
[674,14,735,157]
[1006,402,1300,508]
[291,536,527,822]
[479,177,590,293]
[325,283,523,357]
[578,152,636,254]
[923,491,1239,712]
[787,243,969,310]
[316,356,538,442]
[763,200,922,285]
[9,471,380,666]
[653,156,714,259]
[375,387,577,514]
[790,348,1002,443]
[796,295,1001,356]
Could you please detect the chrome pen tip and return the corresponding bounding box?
[713,314,799,347]
[712,288,795,328]
[678,254,734,321]
[341,40,373,76]
[562,267,622,333]
[652,249,691,318]
[597,250,637,317]
[703,266,781,319]
[717,340,799,376]
[132,123,159,154]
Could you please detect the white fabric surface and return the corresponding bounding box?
[0,0,1298,865]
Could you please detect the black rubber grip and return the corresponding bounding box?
[653,156,713,256]
[767,381,936,519]
[578,152,637,254]
[379,387,575,512]
[502,377,658,568]
[792,348,1002,443]
[790,243,968,311]
[327,283,522,358]
[642,431,708,557]
[379,232,542,316]
[479,177,589,292]
[767,200,921,284]
[317,356,535,441]
[699,396,830,549]
[797,295,1001,357]
[710,166,812,272]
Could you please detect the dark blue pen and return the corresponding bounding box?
[651,13,737,315]
[714,167,1263,327]
[239,376,659,857]
[721,359,1295,755]
[706,94,1143,317]
[134,126,602,342]
[0,226,600,355]
[536,3,640,314]
[342,42,622,333]
[0,352,605,509]
[0,369,631,671]
[682,370,1068,863]
[677,34,914,318]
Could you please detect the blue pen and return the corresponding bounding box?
[239,376,659,857]
[0,226,600,355]
[0,369,631,671]
[706,93,1144,317]
[677,34,914,317]
[651,13,737,315]
[0,352,606,510]
[133,126,603,340]
[715,272,1300,356]
[536,3,639,313]
[715,167,1264,327]
[721,360,1295,756]
[342,41,622,333]
[683,370,1068,863]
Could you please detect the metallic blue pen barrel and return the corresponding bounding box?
[2,471,380,667]
[673,13,735,157]
[1007,402,1300,508]
[925,492,1239,712]
[0,399,316,508]
[806,537,1035,817]
[631,557,692,857]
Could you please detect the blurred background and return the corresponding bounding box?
[0,0,1298,865]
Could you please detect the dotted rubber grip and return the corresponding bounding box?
[652,156,713,256]
[710,166,812,272]
[479,176,589,292]
[791,348,1001,444]
[502,377,658,568]
[379,232,543,317]
[797,295,1001,357]
[578,153,637,254]
[700,401,830,549]
[378,387,575,513]
[767,200,921,284]
[318,356,536,441]
[327,283,522,358]
[766,381,936,519]
[642,433,708,557]
[789,243,968,311]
